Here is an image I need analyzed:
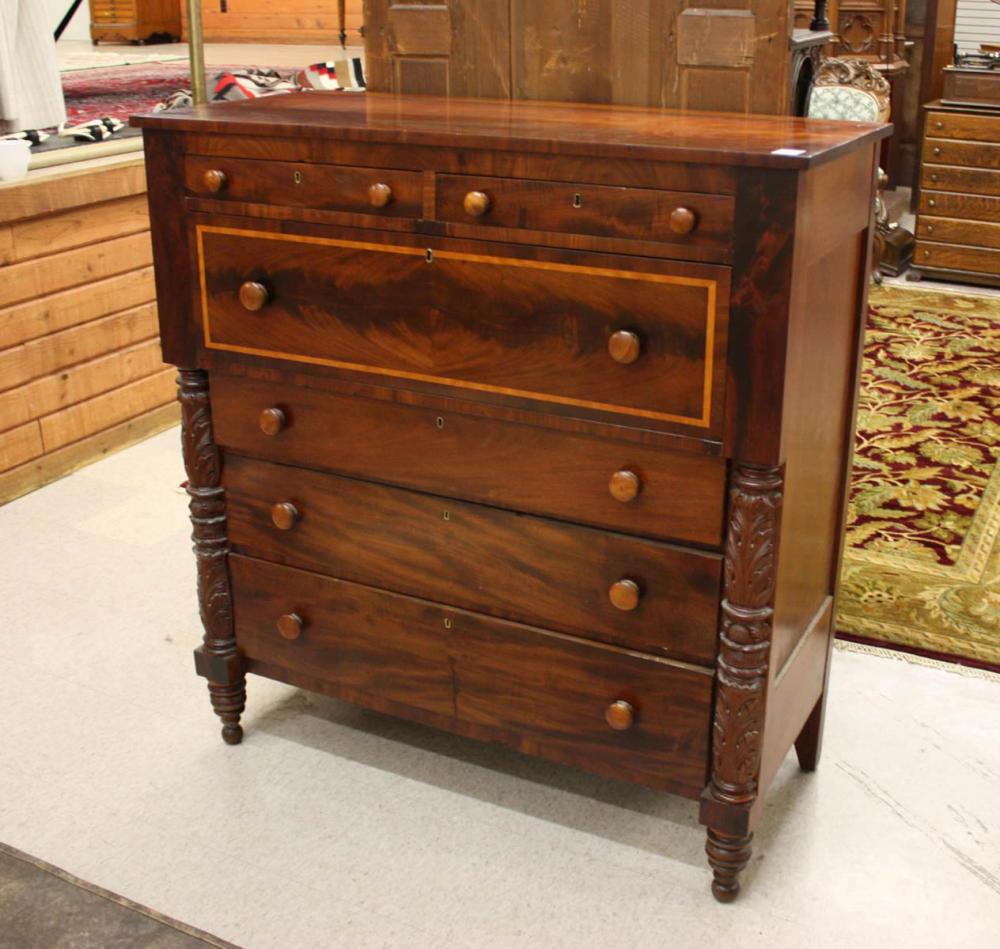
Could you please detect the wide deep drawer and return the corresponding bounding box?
[224,455,722,664]
[923,138,1000,170]
[209,373,727,547]
[917,216,1000,250]
[185,155,424,218]
[915,240,1000,276]
[926,110,1000,143]
[230,555,714,795]
[920,164,1000,197]
[197,223,729,433]
[919,190,1000,223]
[435,174,733,256]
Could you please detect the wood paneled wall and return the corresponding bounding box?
[0,157,179,504]
[181,1,365,44]
[365,0,796,114]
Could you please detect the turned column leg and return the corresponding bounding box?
[700,464,783,902]
[706,830,754,903]
[178,369,246,745]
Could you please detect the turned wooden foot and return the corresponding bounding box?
[209,680,246,745]
[706,829,753,902]
[794,692,826,772]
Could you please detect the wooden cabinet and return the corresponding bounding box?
[89,0,180,44]
[133,93,887,901]
[914,100,1000,287]
[364,0,804,114]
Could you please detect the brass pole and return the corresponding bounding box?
[186,0,207,106]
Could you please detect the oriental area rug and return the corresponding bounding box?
[836,283,1000,670]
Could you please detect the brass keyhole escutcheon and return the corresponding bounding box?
[293,170,303,185]
[435,416,445,429]
[573,193,583,208]
[442,511,451,521]
[426,248,434,264]
[443,617,453,629]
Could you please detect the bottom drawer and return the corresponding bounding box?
[916,240,1000,276]
[231,555,714,795]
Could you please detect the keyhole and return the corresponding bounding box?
[426,249,434,263]
[442,511,451,521]
[435,416,445,429]
[443,617,453,630]
[293,170,302,185]
[573,193,583,209]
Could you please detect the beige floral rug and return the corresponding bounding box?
[837,283,1000,669]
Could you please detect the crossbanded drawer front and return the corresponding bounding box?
[926,111,1000,143]
[197,224,729,434]
[920,165,1000,197]
[915,240,1000,276]
[917,216,1000,250]
[919,190,1000,223]
[435,174,734,257]
[923,138,1000,170]
[185,155,424,218]
[230,555,714,796]
[224,455,722,665]
[209,373,727,548]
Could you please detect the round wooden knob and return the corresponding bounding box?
[605,700,634,731]
[203,169,227,193]
[609,579,641,612]
[609,469,641,503]
[271,501,299,531]
[930,173,939,183]
[668,207,697,235]
[463,191,491,217]
[369,182,393,208]
[276,612,303,641]
[258,407,286,436]
[239,281,269,312]
[608,330,641,365]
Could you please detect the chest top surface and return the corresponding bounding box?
[132,91,890,169]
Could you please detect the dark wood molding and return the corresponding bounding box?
[178,368,246,745]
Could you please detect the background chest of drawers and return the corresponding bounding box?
[914,99,1000,288]
[134,94,888,901]
[89,0,180,44]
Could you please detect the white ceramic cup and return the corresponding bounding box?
[0,139,32,182]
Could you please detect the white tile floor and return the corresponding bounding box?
[1,428,999,947]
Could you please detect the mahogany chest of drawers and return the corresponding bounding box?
[914,99,1000,287]
[134,94,888,901]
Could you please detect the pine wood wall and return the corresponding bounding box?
[181,1,365,44]
[0,157,179,504]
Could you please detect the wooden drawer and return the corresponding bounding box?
[919,190,1000,223]
[224,455,722,664]
[925,110,1000,143]
[210,373,727,548]
[185,155,424,218]
[198,223,729,433]
[920,164,1000,197]
[917,216,1000,250]
[915,240,1000,276]
[230,555,714,795]
[923,137,1000,170]
[436,174,733,256]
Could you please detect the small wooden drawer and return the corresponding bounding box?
[210,373,727,548]
[224,455,722,664]
[197,223,729,434]
[917,216,1000,250]
[923,138,1000,170]
[230,555,714,796]
[925,110,1000,143]
[915,240,1000,276]
[920,164,1000,197]
[919,190,1000,223]
[185,155,424,218]
[436,174,734,254]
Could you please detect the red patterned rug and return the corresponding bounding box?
[62,63,197,126]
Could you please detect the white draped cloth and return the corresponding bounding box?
[0,1,66,133]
